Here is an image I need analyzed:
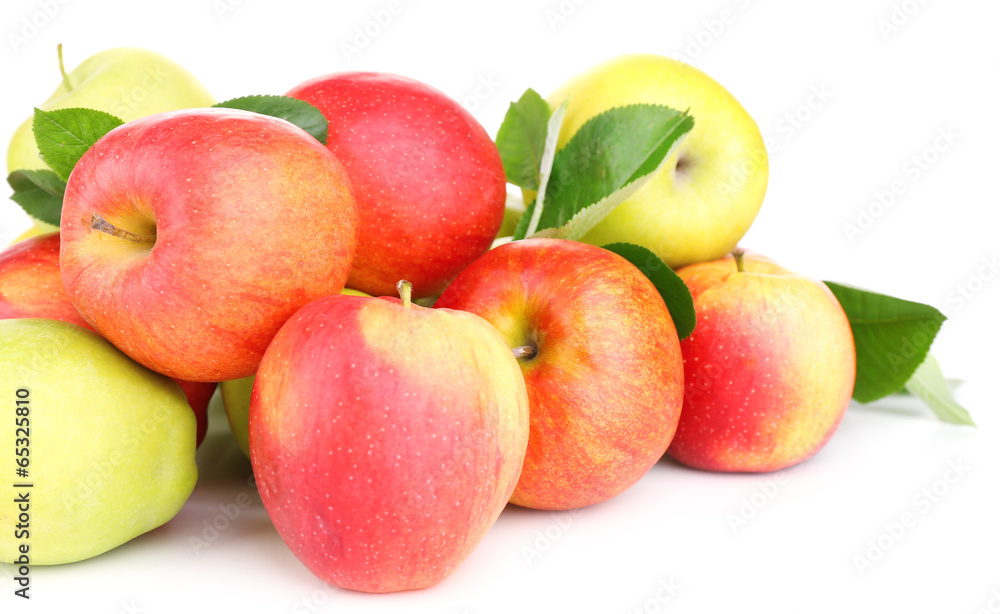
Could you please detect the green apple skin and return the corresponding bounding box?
[435,238,685,510]
[667,251,855,472]
[0,319,197,565]
[59,108,359,383]
[221,289,369,459]
[0,232,216,447]
[545,54,768,269]
[250,292,529,592]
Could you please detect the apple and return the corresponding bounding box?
[250,282,529,592]
[287,72,506,299]
[60,108,359,383]
[435,238,684,510]
[0,318,197,564]
[7,46,216,233]
[666,250,855,472]
[221,288,369,459]
[0,232,218,447]
[543,53,768,269]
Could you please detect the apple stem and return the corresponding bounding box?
[732,248,745,273]
[396,280,413,309]
[512,345,537,360]
[57,44,73,93]
[90,213,156,244]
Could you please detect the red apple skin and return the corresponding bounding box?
[667,251,856,472]
[287,72,506,299]
[60,108,358,382]
[435,238,684,510]
[0,232,216,447]
[249,293,529,593]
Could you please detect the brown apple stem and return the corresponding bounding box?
[396,280,413,309]
[90,213,156,244]
[732,248,746,273]
[57,44,73,92]
[512,345,537,360]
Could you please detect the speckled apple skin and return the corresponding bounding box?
[436,239,684,510]
[0,232,216,447]
[60,108,359,382]
[249,294,529,593]
[667,252,856,472]
[287,72,506,299]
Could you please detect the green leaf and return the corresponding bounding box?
[513,100,567,241]
[213,95,328,144]
[33,107,124,181]
[601,242,696,340]
[904,355,975,426]
[8,169,67,227]
[537,105,693,231]
[824,282,946,403]
[495,88,551,190]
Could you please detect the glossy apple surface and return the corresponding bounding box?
[250,290,529,592]
[436,238,684,510]
[667,251,855,472]
[0,232,217,446]
[287,72,506,298]
[545,54,768,268]
[60,108,359,382]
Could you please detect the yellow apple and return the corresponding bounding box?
[545,54,768,268]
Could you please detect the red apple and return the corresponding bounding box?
[667,250,855,472]
[0,232,216,447]
[435,238,684,510]
[287,72,506,299]
[60,108,359,382]
[249,283,529,593]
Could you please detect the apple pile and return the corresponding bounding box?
[0,47,962,593]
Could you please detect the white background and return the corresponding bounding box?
[1,0,998,612]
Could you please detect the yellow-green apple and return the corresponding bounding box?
[249,283,529,592]
[667,250,855,472]
[60,108,359,383]
[435,238,684,510]
[287,72,506,299]
[221,287,369,459]
[0,318,197,564]
[543,54,768,268]
[7,46,215,233]
[0,232,217,447]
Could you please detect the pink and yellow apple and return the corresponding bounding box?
[287,72,506,299]
[435,238,684,510]
[667,250,855,472]
[60,108,359,382]
[250,284,529,592]
[0,232,216,446]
